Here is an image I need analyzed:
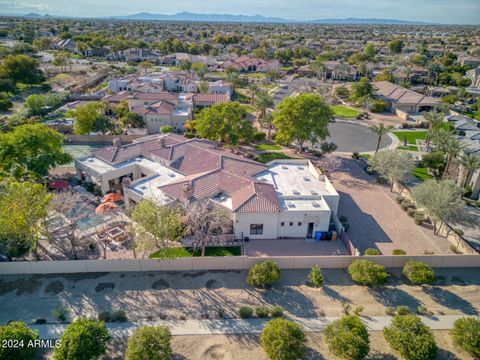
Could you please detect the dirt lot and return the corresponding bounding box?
[0,268,478,324]
[37,331,473,359]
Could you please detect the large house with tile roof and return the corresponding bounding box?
[75,134,340,240]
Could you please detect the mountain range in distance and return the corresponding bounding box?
[16,11,433,25]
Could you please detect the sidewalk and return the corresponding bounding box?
[30,315,473,339]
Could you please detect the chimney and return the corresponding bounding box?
[112,138,122,147]
[182,183,193,202]
[159,136,166,148]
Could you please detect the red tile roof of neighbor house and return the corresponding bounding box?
[131,100,176,116]
[91,134,279,213]
[374,81,439,106]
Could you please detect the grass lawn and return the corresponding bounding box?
[412,167,432,181]
[254,152,295,164]
[149,246,242,258]
[397,145,418,151]
[240,104,256,113]
[332,105,360,118]
[393,131,427,145]
[255,143,282,151]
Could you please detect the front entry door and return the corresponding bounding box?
[307,223,314,239]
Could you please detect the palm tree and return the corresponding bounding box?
[247,83,259,104]
[254,90,274,120]
[443,137,464,179]
[370,122,393,154]
[422,110,443,149]
[457,153,480,188]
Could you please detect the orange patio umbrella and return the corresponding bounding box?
[95,201,117,215]
[102,193,123,203]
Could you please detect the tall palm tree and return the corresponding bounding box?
[457,153,480,188]
[442,137,464,179]
[422,110,443,149]
[370,122,393,154]
[247,83,259,104]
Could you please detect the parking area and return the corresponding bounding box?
[329,156,453,255]
[243,238,347,256]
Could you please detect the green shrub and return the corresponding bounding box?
[270,306,284,318]
[384,315,437,360]
[370,100,388,113]
[261,319,306,360]
[453,228,464,236]
[348,259,389,286]
[400,200,414,211]
[396,305,410,315]
[253,131,267,141]
[239,306,254,319]
[417,306,429,315]
[396,196,405,204]
[308,265,324,287]
[54,318,111,360]
[0,321,39,360]
[184,132,195,139]
[407,208,416,217]
[353,306,364,316]
[34,318,47,324]
[0,99,13,111]
[324,316,370,360]
[52,306,67,322]
[256,306,270,318]
[160,125,173,133]
[352,152,360,159]
[385,306,396,316]
[403,260,436,285]
[98,310,127,322]
[125,325,172,360]
[392,249,407,255]
[364,248,381,256]
[247,261,280,288]
[451,317,480,359]
[414,214,424,225]
[449,244,461,254]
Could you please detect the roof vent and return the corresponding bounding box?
[298,167,304,170]
[312,202,321,208]
[287,203,296,208]
[168,173,175,177]
[293,190,300,195]
[303,177,311,182]
[281,166,288,170]
[310,190,319,195]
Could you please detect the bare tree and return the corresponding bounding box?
[184,201,233,256]
[47,191,97,260]
[317,155,341,176]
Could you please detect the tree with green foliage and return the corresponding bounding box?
[402,260,436,285]
[54,318,110,360]
[457,153,480,189]
[273,93,332,150]
[195,101,254,146]
[324,316,370,360]
[388,39,405,54]
[374,68,394,82]
[0,123,71,178]
[411,179,464,234]
[308,265,324,287]
[261,318,306,360]
[125,325,172,360]
[66,102,104,135]
[363,43,376,59]
[130,200,185,258]
[0,321,39,360]
[160,125,174,134]
[422,151,445,179]
[138,61,153,74]
[348,259,388,286]
[422,111,443,149]
[120,112,145,130]
[198,80,209,94]
[384,315,437,360]
[247,261,281,288]
[0,181,52,259]
[349,77,374,106]
[0,54,44,87]
[23,93,63,117]
[451,317,480,359]
[191,63,208,79]
[369,122,393,154]
[368,150,415,191]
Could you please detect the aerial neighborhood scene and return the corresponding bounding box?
[1,0,480,359]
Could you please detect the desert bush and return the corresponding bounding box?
[247,261,280,288]
[451,317,480,359]
[396,305,411,315]
[384,315,437,360]
[239,306,253,319]
[414,214,424,225]
[261,319,306,360]
[308,265,324,287]
[417,306,429,315]
[407,208,416,217]
[256,306,270,318]
[403,260,436,285]
[348,259,389,286]
[401,200,414,211]
[353,306,364,316]
[324,316,370,360]
[125,325,172,360]
[253,131,267,141]
[370,100,387,113]
[270,306,284,318]
[98,310,127,322]
[0,321,39,360]
[392,249,407,255]
[396,195,405,204]
[453,228,464,236]
[52,306,67,322]
[364,248,381,256]
[352,152,360,159]
[385,307,396,316]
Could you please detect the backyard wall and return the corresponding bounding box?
[65,135,144,144]
[392,181,478,255]
[0,255,479,275]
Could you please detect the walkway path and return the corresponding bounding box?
[31,315,472,339]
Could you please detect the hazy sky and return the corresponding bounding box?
[1,0,479,24]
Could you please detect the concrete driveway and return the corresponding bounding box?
[244,239,347,256]
[330,156,452,255]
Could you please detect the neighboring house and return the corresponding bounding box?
[52,37,76,52]
[459,55,480,68]
[108,75,165,93]
[447,115,480,199]
[108,48,159,62]
[223,55,280,73]
[75,134,340,240]
[466,66,480,87]
[374,81,439,114]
